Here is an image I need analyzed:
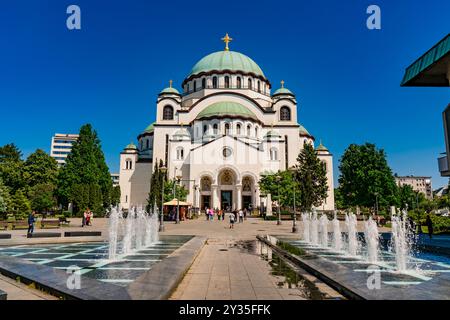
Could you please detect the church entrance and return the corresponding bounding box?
[201,195,210,210]
[242,196,252,210]
[221,191,232,211]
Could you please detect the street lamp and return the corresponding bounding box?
[275,175,282,225]
[159,165,167,232]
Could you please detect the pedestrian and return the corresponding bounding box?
[82,208,88,227]
[425,214,433,239]
[84,208,91,226]
[88,209,94,226]
[243,208,247,220]
[27,210,36,236]
[229,211,235,229]
[205,207,209,221]
[239,209,244,223]
[417,219,423,234]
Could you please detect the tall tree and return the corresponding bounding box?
[111,186,121,206]
[57,124,112,214]
[397,184,416,210]
[28,183,56,214]
[148,159,164,210]
[0,143,24,191]
[10,189,31,218]
[338,143,397,209]
[295,142,328,211]
[23,149,58,188]
[259,170,298,208]
[0,179,11,215]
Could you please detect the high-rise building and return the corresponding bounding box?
[111,173,120,187]
[395,175,433,200]
[50,133,79,166]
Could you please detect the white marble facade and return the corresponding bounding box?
[119,37,334,212]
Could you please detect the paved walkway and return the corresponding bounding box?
[0,274,57,300]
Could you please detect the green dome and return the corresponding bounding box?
[273,87,294,95]
[188,51,265,78]
[160,87,180,95]
[125,142,137,150]
[316,141,328,152]
[264,130,281,138]
[196,101,258,121]
[145,122,155,133]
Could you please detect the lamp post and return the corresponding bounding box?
[159,165,167,232]
[175,175,182,224]
[275,175,282,225]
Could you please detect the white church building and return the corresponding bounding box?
[119,34,334,212]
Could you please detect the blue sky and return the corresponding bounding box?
[0,0,449,188]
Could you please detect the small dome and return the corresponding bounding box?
[264,130,282,140]
[125,142,137,150]
[160,87,180,95]
[273,80,294,96]
[173,128,191,137]
[196,101,258,121]
[188,51,265,79]
[316,141,329,152]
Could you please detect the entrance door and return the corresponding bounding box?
[220,191,232,211]
[201,195,210,210]
[242,196,252,210]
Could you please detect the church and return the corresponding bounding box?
[119,34,334,212]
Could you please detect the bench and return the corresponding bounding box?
[64,231,101,237]
[40,219,60,229]
[0,233,11,239]
[27,232,61,238]
[12,220,28,230]
[0,221,9,230]
[58,217,71,225]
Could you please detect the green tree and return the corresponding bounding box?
[397,184,416,210]
[334,187,345,210]
[164,179,189,202]
[0,143,24,192]
[111,186,121,206]
[57,124,112,214]
[0,179,11,214]
[338,143,397,209]
[10,189,31,218]
[259,170,298,208]
[23,149,58,188]
[28,183,56,214]
[295,143,328,211]
[148,159,164,210]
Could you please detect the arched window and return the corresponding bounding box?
[193,80,197,92]
[236,124,241,135]
[176,147,184,160]
[224,76,230,88]
[213,123,218,134]
[248,78,252,89]
[146,139,149,149]
[225,123,230,135]
[254,126,258,137]
[257,81,261,92]
[203,125,207,135]
[125,158,133,170]
[270,148,278,161]
[163,105,174,120]
[247,124,251,137]
[186,84,189,92]
[237,77,242,88]
[212,76,218,88]
[202,78,206,88]
[280,106,291,121]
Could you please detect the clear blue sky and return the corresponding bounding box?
[0,0,449,188]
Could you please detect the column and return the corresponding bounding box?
[212,185,219,209]
[236,185,242,210]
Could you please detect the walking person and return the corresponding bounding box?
[425,214,433,239]
[84,208,91,226]
[27,211,36,236]
[229,211,235,229]
[239,209,244,223]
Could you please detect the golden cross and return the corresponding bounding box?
[169,79,173,88]
[280,80,284,88]
[221,33,233,51]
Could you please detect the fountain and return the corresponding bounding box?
[301,212,310,242]
[332,213,343,251]
[310,211,319,245]
[345,212,359,256]
[108,206,160,260]
[319,214,329,247]
[390,209,415,271]
[364,216,380,263]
